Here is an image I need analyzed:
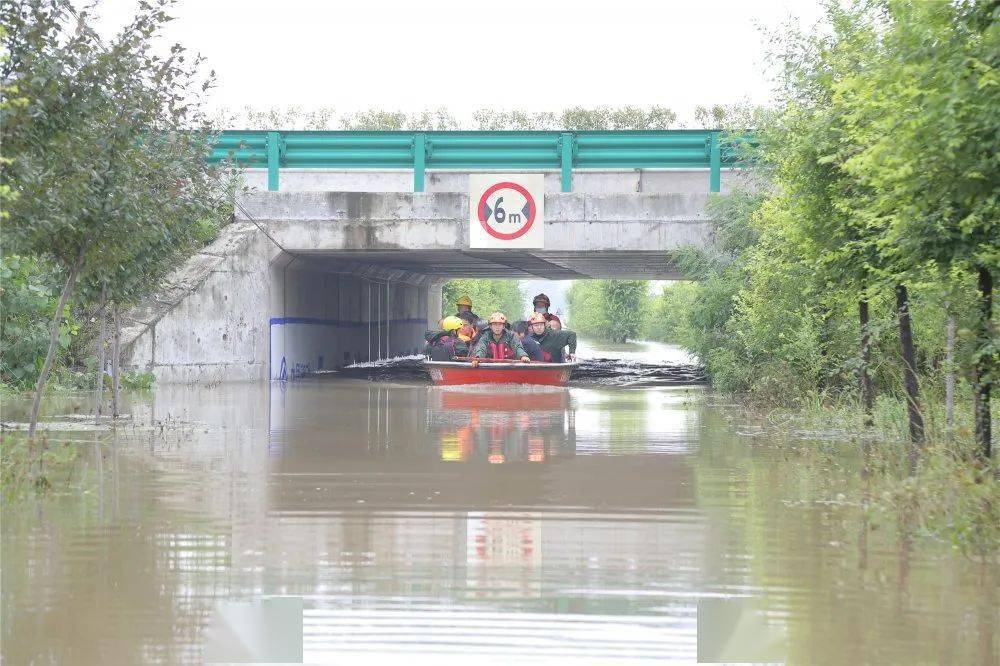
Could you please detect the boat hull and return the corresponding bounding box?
[424,361,576,386]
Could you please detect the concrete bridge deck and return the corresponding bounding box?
[241,190,713,280]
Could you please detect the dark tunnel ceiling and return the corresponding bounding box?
[291,250,685,280]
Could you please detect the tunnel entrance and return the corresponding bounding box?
[269,257,439,379]
[267,249,691,380]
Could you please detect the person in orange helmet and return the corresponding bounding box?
[514,318,545,361]
[529,312,577,362]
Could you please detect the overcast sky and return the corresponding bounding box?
[93,0,826,125]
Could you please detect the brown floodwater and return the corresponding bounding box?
[2,342,997,664]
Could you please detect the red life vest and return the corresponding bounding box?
[540,349,553,362]
[487,340,516,360]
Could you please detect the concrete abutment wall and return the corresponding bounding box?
[123,222,437,383]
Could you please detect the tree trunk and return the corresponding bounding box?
[895,284,924,466]
[27,241,89,439]
[973,267,993,461]
[818,305,833,390]
[859,299,874,428]
[944,302,956,440]
[111,302,121,419]
[93,282,108,424]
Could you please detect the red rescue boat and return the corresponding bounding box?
[424,359,577,386]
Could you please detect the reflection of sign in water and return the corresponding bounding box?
[469,174,544,248]
[466,512,542,599]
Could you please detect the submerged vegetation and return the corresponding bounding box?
[724,396,1000,562]
[1,431,84,501]
[558,0,999,556]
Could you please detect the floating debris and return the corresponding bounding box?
[322,354,707,387]
[570,357,707,386]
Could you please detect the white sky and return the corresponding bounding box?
[92,0,826,125]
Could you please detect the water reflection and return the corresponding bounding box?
[266,381,699,515]
[2,372,996,664]
[427,387,573,463]
[262,380,706,660]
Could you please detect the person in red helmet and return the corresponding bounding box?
[532,293,561,325]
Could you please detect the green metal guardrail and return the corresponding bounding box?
[208,130,745,193]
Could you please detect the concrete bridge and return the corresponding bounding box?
[124,131,745,382]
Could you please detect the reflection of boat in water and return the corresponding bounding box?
[429,386,574,464]
[424,360,577,386]
[436,387,569,412]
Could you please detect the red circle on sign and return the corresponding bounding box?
[477,181,536,241]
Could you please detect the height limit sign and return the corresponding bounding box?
[469,174,544,249]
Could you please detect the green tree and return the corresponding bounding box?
[755,2,891,429]
[342,107,459,131]
[0,255,77,386]
[441,279,524,321]
[566,281,604,336]
[601,281,647,343]
[558,105,677,130]
[567,280,648,343]
[221,105,681,132]
[836,0,999,459]
[2,0,228,437]
[472,109,556,131]
[645,282,700,344]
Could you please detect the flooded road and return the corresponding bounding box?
[2,341,996,664]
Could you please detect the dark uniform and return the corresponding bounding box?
[531,328,577,363]
[520,334,544,361]
[424,331,470,360]
[456,310,480,325]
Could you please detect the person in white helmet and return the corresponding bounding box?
[471,312,529,362]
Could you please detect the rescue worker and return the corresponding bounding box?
[514,320,545,361]
[529,312,577,362]
[548,314,563,330]
[472,312,530,363]
[456,320,477,357]
[531,293,559,325]
[424,318,446,345]
[424,315,464,361]
[455,295,480,325]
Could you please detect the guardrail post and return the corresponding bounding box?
[709,132,721,193]
[560,132,573,192]
[266,131,281,191]
[413,133,426,192]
